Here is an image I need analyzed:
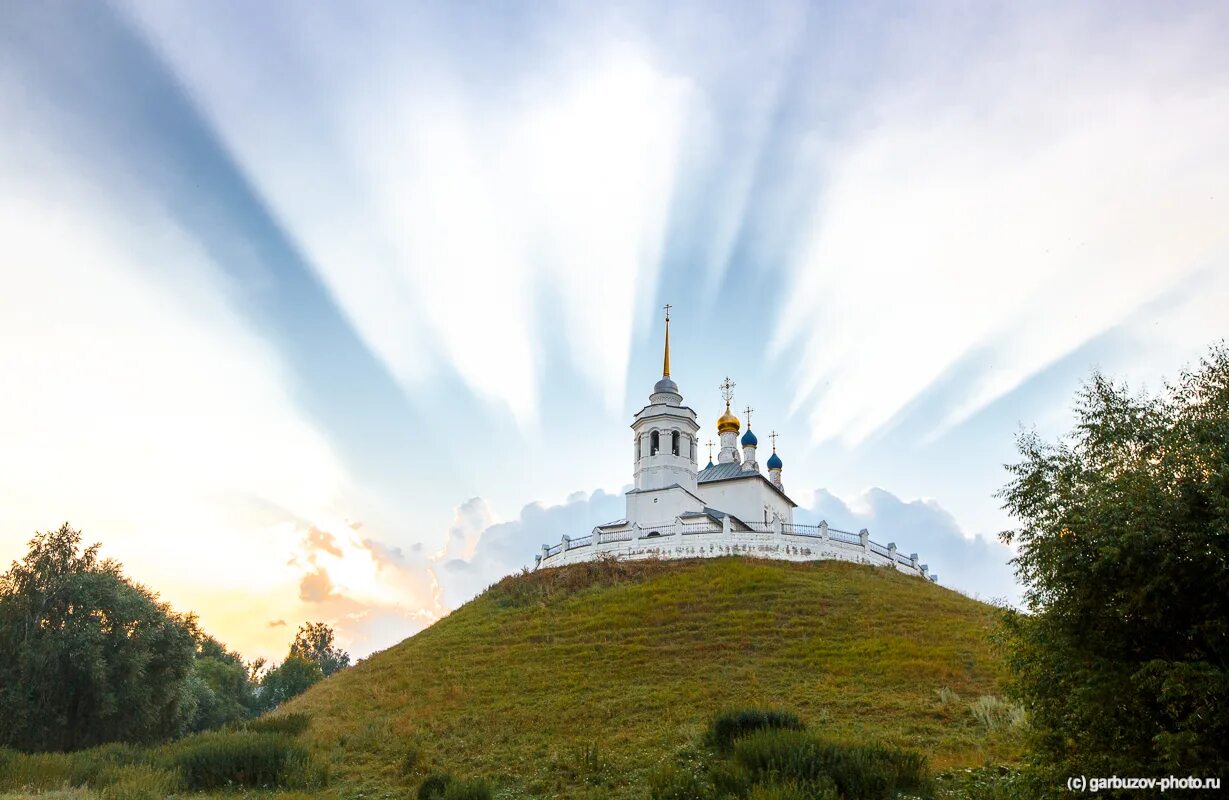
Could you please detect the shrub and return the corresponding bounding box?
[733,729,931,800]
[98,764,179,800]
[968,696,1026,732]
[418,772,454,800]
[243,712,311,736]
[747,780,838,800]
[171,731,315,790]
[935,687,960,706]
[707,709,806,753]
[442,777,493,800]
[935,766,1038,800]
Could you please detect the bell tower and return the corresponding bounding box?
[631,305,700,492]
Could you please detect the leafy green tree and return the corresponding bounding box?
[184,634,260,733]
[0,524,198,751]
[259,654,324,710]
[1000,344,1229,778]
[289,621,350,677]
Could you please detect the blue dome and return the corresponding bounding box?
[766,451,783,470]
[740,428,758,446]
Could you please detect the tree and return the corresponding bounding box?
[258,655,323,710]
[289,621,350,677]
[999,344,1229,779]
[0,524,198,751]
[183,633,260,733]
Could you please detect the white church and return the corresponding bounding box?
[535,309,938,582]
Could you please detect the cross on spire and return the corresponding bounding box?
[705,439,714,463]
[743,405,754,428]
[719,376,736,409]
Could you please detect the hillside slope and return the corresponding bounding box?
[287,557,1017,797]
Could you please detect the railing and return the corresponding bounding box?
[538,520,935,582]
[598,529,635,543]
[828,529,861,545]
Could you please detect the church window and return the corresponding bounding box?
[671,431,680,456]
[650,430,659,455]
[635,435,641,461]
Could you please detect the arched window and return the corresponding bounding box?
[650,430,660,456]
[635,434,642,461]
[671,431,680,456]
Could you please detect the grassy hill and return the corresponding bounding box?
[288,557,1020,797]
[0,556,1021,799]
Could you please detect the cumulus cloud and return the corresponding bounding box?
[431,484,1018,609]
[797,487,1019,604]
[436,489,624,607]
[283,521,448,656]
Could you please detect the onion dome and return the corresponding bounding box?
[654,376,679,395]
[766,451,783,470]
[717,407,740,433]
[741,427,758,446]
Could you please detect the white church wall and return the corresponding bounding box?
[696,479,794,527]
[625,485,704,527]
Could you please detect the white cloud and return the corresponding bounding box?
[123,3,693,423]
[798,487,1019,605]
[774,7,1229,445]
[0,91,352,659]
[436,489,624,607]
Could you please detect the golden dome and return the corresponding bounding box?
[717,406,740,434]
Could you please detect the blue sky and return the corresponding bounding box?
[2,0,1227,658]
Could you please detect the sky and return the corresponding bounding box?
[2,0,1227,660]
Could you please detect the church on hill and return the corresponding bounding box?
[535,308,938,583]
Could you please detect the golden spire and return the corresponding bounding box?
[662,303,672,377]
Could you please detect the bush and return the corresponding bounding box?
[707,709,806,753]
[733,729,931,800]
[968,696,1026,732]
[935,766,1038,800]
[171,731,315,790]
[418,772,454,800]
[935,687,960,706]
[243,712,311,736]
[747,780,838,800]
[442,777,493,800]
[98,764,179,800]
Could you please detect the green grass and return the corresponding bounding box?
[286,557,1020,798]
[0,557,1020,799]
